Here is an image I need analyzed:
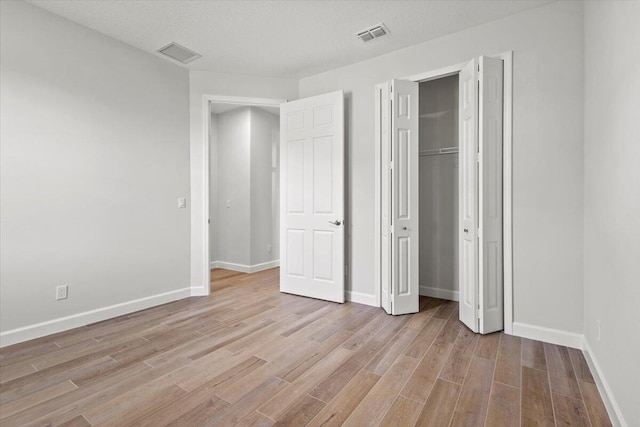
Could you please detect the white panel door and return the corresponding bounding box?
[459,59,479,332]
[376,82,392,314]
[479,56,504,334]
[390,79,419,315]
[280,91,345,303]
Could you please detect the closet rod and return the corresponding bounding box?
[419,147,459,157]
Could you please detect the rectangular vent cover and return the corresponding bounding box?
[157,42,201,64]
[357,23,389,42]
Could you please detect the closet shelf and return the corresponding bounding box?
[419,146,459,157]
[419,110,453,119]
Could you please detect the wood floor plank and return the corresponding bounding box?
[403,316,446,359]
[140,357,267,426]
[210,377,288,427]
[450,356,495,426]
[307,370,380,427]
[270,394,325,426]
[475,332,500,361]
[308,334,386,403]
[493,333,521,388]
[552,393,590,426]
[378,395,423,427]
[485,382,520,427]
[414,378,461,427]
[58,415,91,427]
[400,333,453,402]
[235,411,275,427]
[522,338,547,371]
[165,397,229,426]
[521,366,555,427]
[433,300,457,319]
[342,355,419,427]
[0,268,611,427]
[567,348,595,384]
[439,326,478,384]
[275,329,352,383]
[578,379,613,427]
[258,347,353,420]
[92,384,187,427]
[0,379,77,419]
[365,327,419,376]
[544,343,582,399]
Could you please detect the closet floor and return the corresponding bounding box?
[0,268,611,426]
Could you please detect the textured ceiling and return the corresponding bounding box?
[28,0,554,78]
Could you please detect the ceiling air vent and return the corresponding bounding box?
[157,42,201,64]
[356,23,389,42]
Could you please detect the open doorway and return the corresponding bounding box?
[208,99,283,292]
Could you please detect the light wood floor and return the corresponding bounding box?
[0,268,611,427]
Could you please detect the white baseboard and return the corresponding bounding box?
[511,322,583,349]
[346,290,377,307]
[419,285,459,301]
[0,287,191,348]
[190,286,208,297]
[583,340,627,427]
[210,260,279,273]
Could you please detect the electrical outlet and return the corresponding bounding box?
[56,285,68,300]
[267,244,272,253]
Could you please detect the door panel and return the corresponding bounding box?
[459,59,479,332]
[376,83,392,314]
[280,91,345,303]
[479,56,504,334]
[391,79,419,315]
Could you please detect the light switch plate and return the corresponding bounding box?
[178,198,186,208]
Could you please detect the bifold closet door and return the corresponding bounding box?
[458,58,480,332]
[458,56,504,334]
[478,56,504,334]
[389,79,420,315]
[377,82,392,314]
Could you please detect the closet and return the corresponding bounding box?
[418,76,459,303]
[375,55,505,335]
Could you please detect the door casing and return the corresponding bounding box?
[193,95,287,298]
[374,51,514,334]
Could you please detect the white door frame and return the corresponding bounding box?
[374,51,514,334]
[192,95,287,297]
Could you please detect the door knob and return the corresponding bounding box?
[328,220,342,226]
[403,227,408,230]
[464,228,469,233]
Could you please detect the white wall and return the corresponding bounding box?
[215,108,252,266]
[190,71,297,293]
[583,2,640,425]
[419,76,459,300]
[250,108,280,266]
[0,1,190,344]
[299,1,585,334]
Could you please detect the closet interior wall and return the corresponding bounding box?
[418,75,460,300]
